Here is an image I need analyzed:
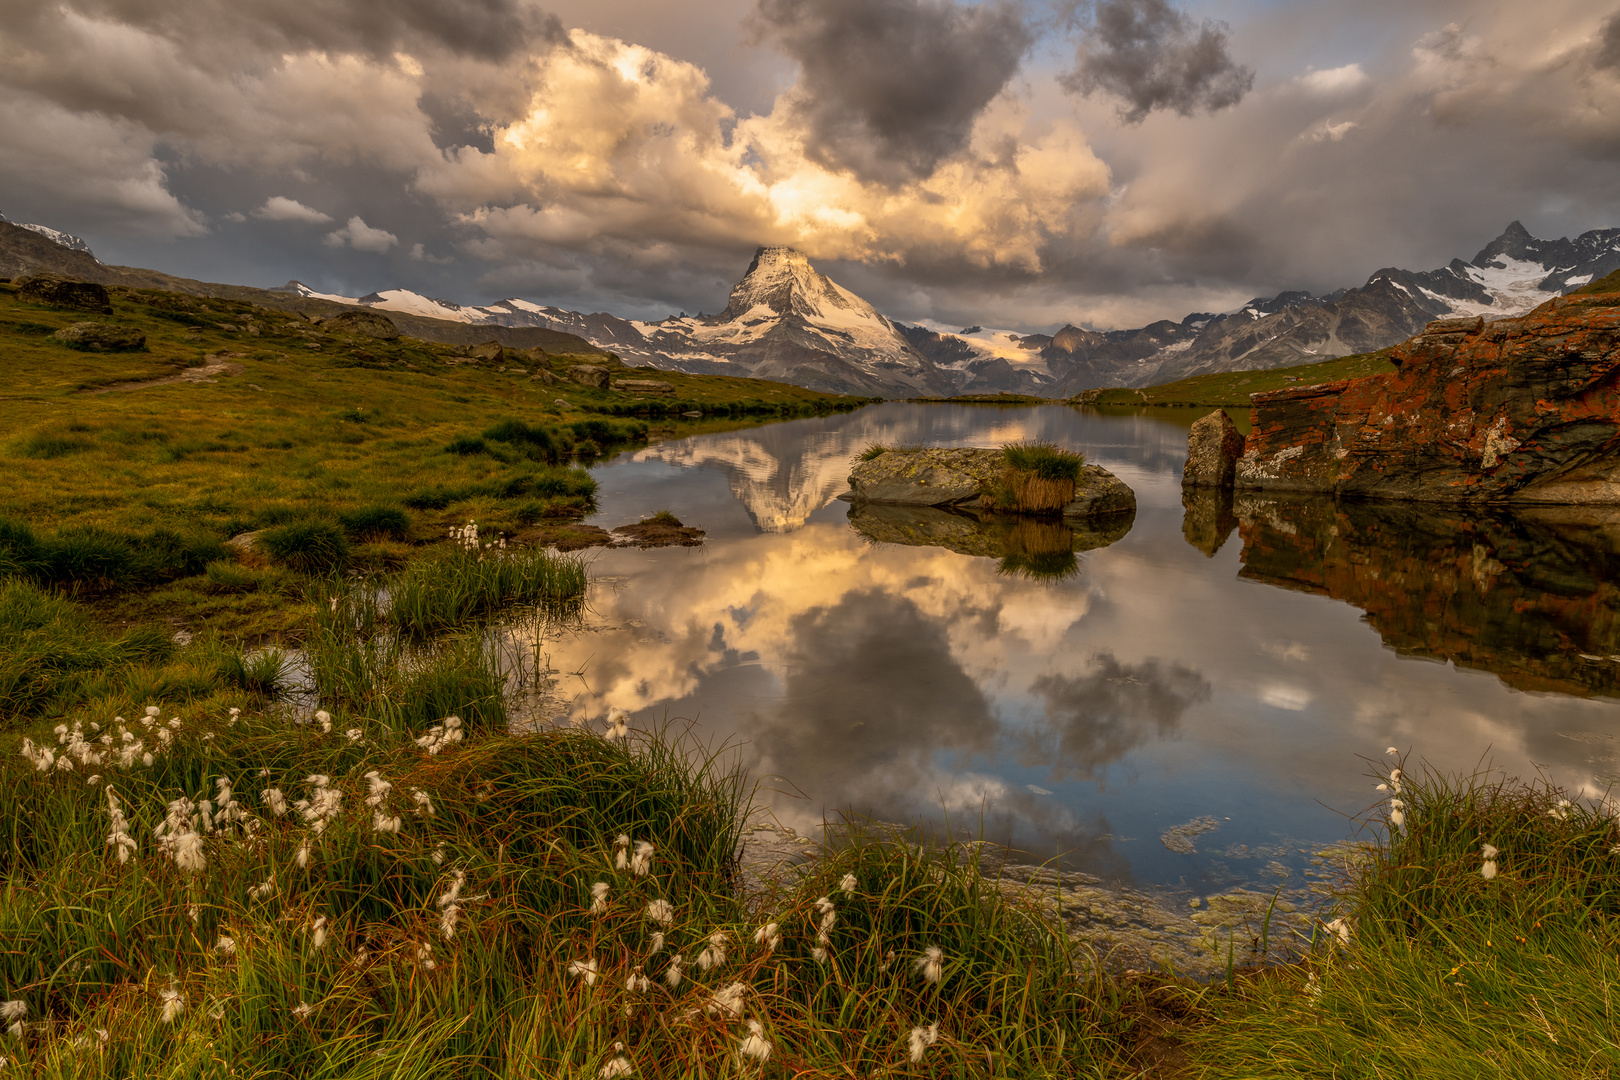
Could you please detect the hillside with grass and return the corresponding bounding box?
[0,276,872,639]
[1079,348,1399,408]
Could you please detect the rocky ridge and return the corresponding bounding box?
[1232,290,1620,502]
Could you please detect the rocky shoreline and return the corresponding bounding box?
[736,818,1355,978]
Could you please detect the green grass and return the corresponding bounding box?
[1176,761,1620,1077]
[259,520,351,574]
[0,673,1128,1078]
[0,578,174,719]
[386,544,589,639]
[1082,349,1399,409]
[1002,441,1085,482]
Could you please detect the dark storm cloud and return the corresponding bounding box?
[751,0,1032,183]
[1023,653,1210,783]
[31,0,564,63]
[1063,0,1253,124]
[1598,11,1620,72]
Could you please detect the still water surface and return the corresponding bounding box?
[532,403,1620,896]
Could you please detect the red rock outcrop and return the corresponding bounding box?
[1233,293,1620,502]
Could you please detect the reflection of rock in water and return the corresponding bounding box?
[847,502,1134,574]
[1181,487,1238,557]
[1235,495,1620,698]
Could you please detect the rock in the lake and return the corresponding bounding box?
[1182,409,1246,489]
[849,502,1133,558]
[568,364,610,389]
[615,378,676,396]
[845,446,1137,519]
[847,447,1003,506]
[17,274,111,313]
[53,321,146,352]
[1232,291,1620,502]
[323,309,400,339]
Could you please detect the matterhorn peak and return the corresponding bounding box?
[723,245,865,322]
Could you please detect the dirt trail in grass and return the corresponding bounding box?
[84,352,247,394]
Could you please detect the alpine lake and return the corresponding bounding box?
[498,401,1620,970]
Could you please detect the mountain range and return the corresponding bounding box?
[5,210,1617,398]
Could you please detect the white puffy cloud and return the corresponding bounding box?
[1297,63,1369,97]
[324,216,399,253]
[420,30,1112,277]
[253,196,332,224]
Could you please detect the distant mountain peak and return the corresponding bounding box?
[0,212,95,259]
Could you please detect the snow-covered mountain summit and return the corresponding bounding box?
[0,212,95,258]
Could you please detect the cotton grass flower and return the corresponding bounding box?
[908,1023,939,1063]
[664,954,684,988]
[261,785,290,815]
[613,833,631,870]
[697,931,728,971]
[1,1001,25,1024]
[625,969,650,993]
[439,904,461,940]
[310,916,328,952]
[291,1000,313,1020]
[914,945,944,984]
[315,710,332,734]
[159,984,185,1024]
[814,896,836,945]
[295,838,312,869]
[603,708,629,741]
[248,873,276,901]
[568,958,599,986]
[738,1019,772,1063]
[703,982,747,1018]
[1482,843,1499,880]
[630,840,654,876]
[1324,917,1351,946]
[753,921,781,952]
[838,873,858,895]
[1550,797,1574,822]
[591,881,611,915]
[648,931,665,955]
[645,899,674,926]
[214,935,237,957]
[409,788,435,816]
[1385,746,1399,756]
[600,1044,633,1078]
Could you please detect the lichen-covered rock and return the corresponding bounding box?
[569,364,610,389]
[846,447,1137,518]
[1182,409,1246,489]
[323,309,400,339]
[17,274,111,313]
[848,447,1005,506]
[1064,465,1136,518]
[53,321,145,351]
[1232,293,1620,502]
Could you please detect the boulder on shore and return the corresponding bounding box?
[1230,293,1620,503]
[615,378,676,396]
[17,274,111,313]
[843,446,1136,519]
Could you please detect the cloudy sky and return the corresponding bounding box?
[3,0,1619,330]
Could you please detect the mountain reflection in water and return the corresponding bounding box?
[527,403,1620,892]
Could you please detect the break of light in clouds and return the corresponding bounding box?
[1,0,1619,329]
